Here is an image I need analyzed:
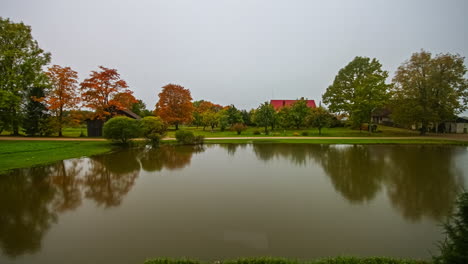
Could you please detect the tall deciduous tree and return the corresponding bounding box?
[46,65,79,136]
[253,102,276,134]
[323,56,390,131]
[391,50,468,135]
[80,66,134,120]
[0,18,51,135]
[155,84,194,130]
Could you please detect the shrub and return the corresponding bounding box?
[293,132,300,136]
[301,131,309,136]
[103,116,141,144]
[140,116,167,146]
[253,130,261,135]
[175,130,204,145]
[232,123,247,135]
[434,191,468,264]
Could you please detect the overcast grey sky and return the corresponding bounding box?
[2,0,467,111]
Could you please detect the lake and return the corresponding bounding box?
[1,144,467,264]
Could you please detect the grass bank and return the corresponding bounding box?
[0,140,113,174]
[144,257,430,264]
[166,125,419,138]
[197,138,468,145]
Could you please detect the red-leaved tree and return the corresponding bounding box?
[46,65,80,136]
[80,66,135,120]
[155,84,194,130]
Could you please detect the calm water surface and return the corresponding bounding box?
[1,144,467,263]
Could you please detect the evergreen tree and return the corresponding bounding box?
[434,191,468,264]
[23,86,50,136]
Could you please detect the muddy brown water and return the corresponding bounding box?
[0,144,467,264]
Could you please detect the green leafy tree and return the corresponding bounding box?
[140,116,167,146]
[434,191,468,264]
[0,18,51,135]
[307,106,333,135]
[277,106,292,129]
[240,109,253,126]
[191,100,204,128]
[217,109,229,132]
[391,50,468,135]
[253,102,276,134]
[131,99,152,117]
[226,105,243,126]
[289,98,312,129]
[103,116,141,144]
[323,56,390,132]
[201,110,218,132]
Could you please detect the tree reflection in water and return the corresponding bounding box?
[139,145,205,172]
[0,167,57,257]
[49,159,84,212]
[0,145,205,258]
[83,149,140,207]
[384,146,464,222]
[0,144,465,259]
[251,144,465,221]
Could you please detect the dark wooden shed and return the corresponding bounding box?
[86,119,105,137]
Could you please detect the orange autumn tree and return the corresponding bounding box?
[155,84,194,130]
[80,66,135,120]
[112,92,138,110]
[46,65,80,136]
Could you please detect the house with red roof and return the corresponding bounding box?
[270,99,316,110]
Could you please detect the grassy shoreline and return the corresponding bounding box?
[200,138,468,145]
[0,140,114,174]
[1,136,467,173]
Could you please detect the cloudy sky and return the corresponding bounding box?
[2,0,467,111]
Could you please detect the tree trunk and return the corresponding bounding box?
[264,126,268,134]
[58,107,63,137]
[175,123,179,130]
[420,122,427,135]
[318,127,322,135]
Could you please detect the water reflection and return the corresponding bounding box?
[84,150,140,207]
[139,145,205,172]
[310,145,385,203]
[49,160,83,212]
[0,145,203,258]
[0,144,466,261]
[0,167,57,257]
[384,146,464,221]
[251,144,465,220]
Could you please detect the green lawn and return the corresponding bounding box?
[1,126,88,137]
[0,125,430,138]
[0,140,113,173]
[166,125,420,138]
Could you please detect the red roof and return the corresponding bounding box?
[270,100,316,110]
